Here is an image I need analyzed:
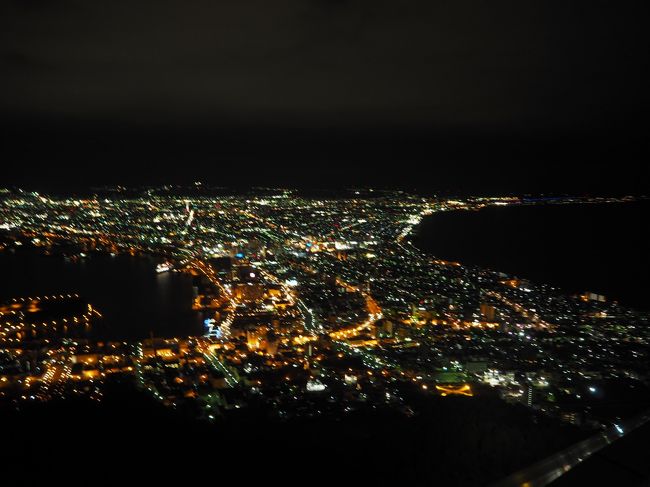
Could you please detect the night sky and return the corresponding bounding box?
[2,0,648,193]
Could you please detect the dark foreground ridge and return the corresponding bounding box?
[1,379,581,487]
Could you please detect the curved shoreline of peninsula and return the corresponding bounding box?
[410,200,649,310]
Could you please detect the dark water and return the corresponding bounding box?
[0,251,202,340]
[412,201,649,310]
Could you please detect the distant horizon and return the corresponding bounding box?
[2,184,647,200]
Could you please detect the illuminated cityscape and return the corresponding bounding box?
[3,1,649,483]
[1,187,648,485]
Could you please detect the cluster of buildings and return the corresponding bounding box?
[1,186,648,428]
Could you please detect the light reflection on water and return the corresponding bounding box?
[0,249,203,340]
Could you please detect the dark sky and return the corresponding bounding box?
[1,0,648,193]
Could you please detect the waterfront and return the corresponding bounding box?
[0,250,202,340]
[2,190,650,487]
[412,201,649,310]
